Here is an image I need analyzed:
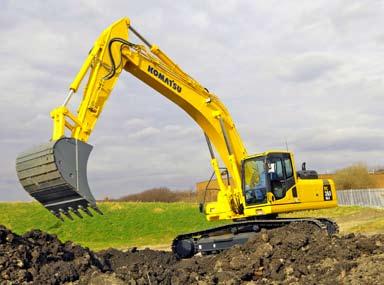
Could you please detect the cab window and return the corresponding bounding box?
[243,157,267,205]
[284,158,293,178]
[269,160,284,179]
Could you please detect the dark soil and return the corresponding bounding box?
[0,225,109,285]
[1,223,384,285]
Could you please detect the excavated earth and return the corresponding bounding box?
[1,223,384,285]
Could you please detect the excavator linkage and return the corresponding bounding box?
[16,137,102,220]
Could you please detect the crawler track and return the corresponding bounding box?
[172,218,338,258]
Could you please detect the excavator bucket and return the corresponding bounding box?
[16,137,102,220]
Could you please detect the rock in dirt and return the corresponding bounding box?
[1,223,384,284]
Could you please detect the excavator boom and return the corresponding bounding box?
[16,18,247,220]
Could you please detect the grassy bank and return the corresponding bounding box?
[283,206,384,234]
[0,202,383,250]
[0,202,227,250]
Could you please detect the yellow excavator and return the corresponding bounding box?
[16,18,338,258]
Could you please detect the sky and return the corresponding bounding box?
[1,0,384,201]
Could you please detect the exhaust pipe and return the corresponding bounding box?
[16,137,102,220]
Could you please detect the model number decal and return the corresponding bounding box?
[323,184,333,201]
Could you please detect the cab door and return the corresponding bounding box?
[267,153,297,204]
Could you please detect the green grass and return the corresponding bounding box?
[0,202,227,250]
[282,206,384,234]
[281,205,369,219]
[1,202,383,250]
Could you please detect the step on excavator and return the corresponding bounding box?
[16,18,338,258]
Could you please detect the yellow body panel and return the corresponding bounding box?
[49,18,337,222]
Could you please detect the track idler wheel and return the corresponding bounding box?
[172,238,196,259]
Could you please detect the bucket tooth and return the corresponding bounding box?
[59,208,73,220]
[79,205,93,217]
[73,209,83,219]
[69,207,83,219]
[51,210,64,221]
[64,210,74,220]
[90,205,103,215]
[65,212,74,220]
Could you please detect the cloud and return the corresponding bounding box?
[128,126,161,140]
[1,0,384,201]
[276,53,340,82]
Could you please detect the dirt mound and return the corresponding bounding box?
[0,225,109,284]
[85,223,384,285]
[1,223,384,284]
[183,223,384,284]
[92,248,178,284]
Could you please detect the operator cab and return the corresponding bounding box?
[242,152,295,205]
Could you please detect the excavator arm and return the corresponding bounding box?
[16,18,248,220]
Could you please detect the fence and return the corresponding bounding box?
[337,189,384,208]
